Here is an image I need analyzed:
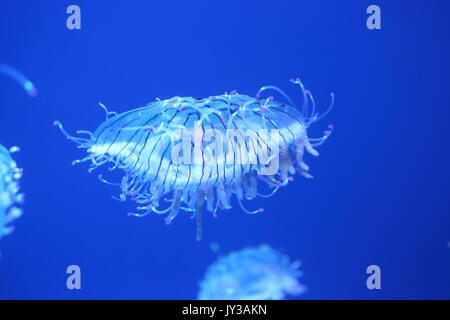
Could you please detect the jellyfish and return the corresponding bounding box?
[0,145,23,239]
[0,64,35,240]
[0,64,38,97]
[55,79,333,240]
[198,244,304,300]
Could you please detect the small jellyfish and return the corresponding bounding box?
[198,244,305,300]
[0,64,38,97]
[0,65,34,241]
[0,145,23,239]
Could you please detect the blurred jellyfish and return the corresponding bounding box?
[0,64,33,240]
[198,244,305,300]
[55,79,333,240]
[0,145,23,239]
[0,64,38,97]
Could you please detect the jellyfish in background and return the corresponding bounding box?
[198,245,305,300]
[0,65,35,240]
[0,64,38,97]
[0,145,23,239]
[55,79,333,240]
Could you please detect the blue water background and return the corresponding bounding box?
[0,0,449,299]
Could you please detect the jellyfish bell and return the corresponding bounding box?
[55,79,333,240]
